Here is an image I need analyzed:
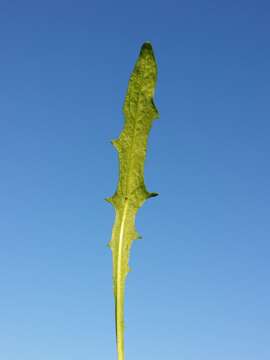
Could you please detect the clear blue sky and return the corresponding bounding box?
[0,1,269,359]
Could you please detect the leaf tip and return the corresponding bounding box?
[141,41,153,51]
[139,42,155,59]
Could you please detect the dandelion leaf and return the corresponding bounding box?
[106,42,159,360]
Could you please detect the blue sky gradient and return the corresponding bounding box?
[0,1,269,359]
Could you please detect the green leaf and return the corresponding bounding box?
[106,42,159,360]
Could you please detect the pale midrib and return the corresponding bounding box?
[116,201,129,287]
[115,200,129,360]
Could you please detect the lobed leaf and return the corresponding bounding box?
[106,42,159,360]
